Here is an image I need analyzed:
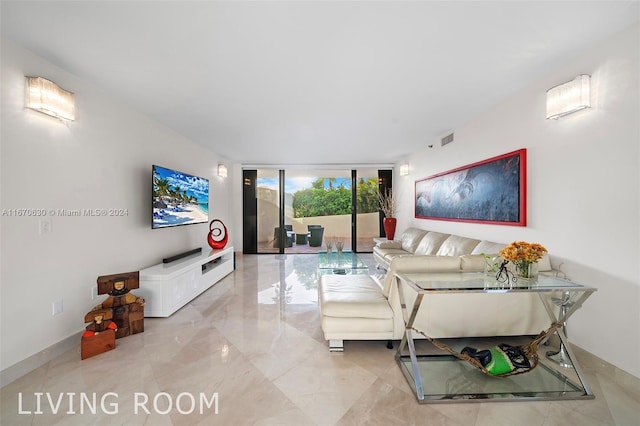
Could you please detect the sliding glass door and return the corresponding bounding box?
[355,168,381,252]
[243,167,390,254]
[285,169,352,253]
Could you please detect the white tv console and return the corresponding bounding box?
[138,246,234,317]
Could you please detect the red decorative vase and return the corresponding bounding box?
[383,217,397,240]
[207,219,228,249]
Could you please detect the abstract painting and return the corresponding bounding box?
[415,149,526,226]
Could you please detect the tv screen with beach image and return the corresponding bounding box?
[152,165,209,229]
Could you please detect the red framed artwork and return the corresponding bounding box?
[415,149,527,226]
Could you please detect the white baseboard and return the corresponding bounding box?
[0,332,79,388]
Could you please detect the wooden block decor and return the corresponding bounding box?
[81,330,116,360]
[112,302,145,339]
[97,271,140,295]
[81,270,145,360]
[83,308,112,324]
[128,302,145,334]
[95,270,145,339]
[81,309,117,360]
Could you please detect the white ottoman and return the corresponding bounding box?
[318,273,394,351]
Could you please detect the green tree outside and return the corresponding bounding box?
[292,177,379,218]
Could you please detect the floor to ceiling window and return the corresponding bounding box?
[243,167,391,254]
[285,169,352,253]
[256,169,282,254]
[355,168,382,253]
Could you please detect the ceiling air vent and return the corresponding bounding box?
[441,133,454,147]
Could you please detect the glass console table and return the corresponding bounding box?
[395,272,596,403]
[317,251,368,275]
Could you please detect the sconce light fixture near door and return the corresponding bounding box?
[25,76,75,121]
[546,75,590,120]
[217,164,228,178]
[399,164,409,176]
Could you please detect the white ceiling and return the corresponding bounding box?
[2,1,638,166]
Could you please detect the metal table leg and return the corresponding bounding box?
[546,291,574,368]
[406,329,424,400]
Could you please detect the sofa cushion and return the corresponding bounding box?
[538,253,552,272]
[436,235,481,256]
[319,274,393,319]
[460,254,486,271]
[382,255,462,297]
[400,227,429,253]
[471,240,505,255]
[414,231,450,255]
[376,240,402,249]
[412,292,549,338]
[374,248,408,262]
[389,255,462,272]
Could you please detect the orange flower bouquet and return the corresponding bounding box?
[499,241,547,279]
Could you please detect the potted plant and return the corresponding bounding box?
[376,187,396,240]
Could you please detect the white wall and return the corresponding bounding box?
[0,39,234,374]
[395,24,639,378]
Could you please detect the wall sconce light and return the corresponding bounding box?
[399,164,409,176]
[217,164,228,178]
[546,75,590,120]
[25,76,75,121]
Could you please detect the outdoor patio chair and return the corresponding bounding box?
[309,226,324,247]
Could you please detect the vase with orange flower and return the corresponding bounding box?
[498,241,547,283]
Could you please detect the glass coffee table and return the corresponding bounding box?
[394,272,596,403]
[317,251,368,275]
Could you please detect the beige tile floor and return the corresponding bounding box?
[2,253,639,425]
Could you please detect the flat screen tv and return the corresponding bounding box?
[152,165,209,229]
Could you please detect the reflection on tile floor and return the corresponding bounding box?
[1,253,639,425]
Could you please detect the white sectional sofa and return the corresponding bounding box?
[373,227,555,274]
[319,255,550,351]
[318,227,557,352]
